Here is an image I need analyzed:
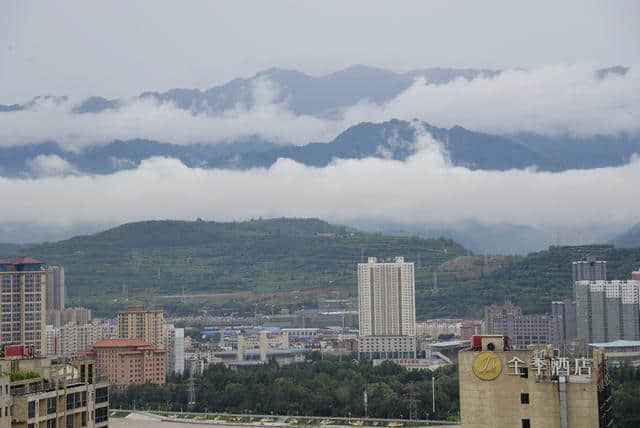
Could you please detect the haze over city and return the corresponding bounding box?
[1,2,640,427]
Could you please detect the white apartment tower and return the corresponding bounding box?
[163,323,185,375]
[358,257,416,359]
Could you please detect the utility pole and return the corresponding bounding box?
[432,376,435,415]
[363,390,368,419]
[187,371,196,406]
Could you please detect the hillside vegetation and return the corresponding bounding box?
[3,220,639,319]
[2,219,466,313]
[424,244,640,317]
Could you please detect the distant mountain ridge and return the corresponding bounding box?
[1,65,502,116]
[2,119,639,177]
[611,223,640,248]
[2,65,628,116]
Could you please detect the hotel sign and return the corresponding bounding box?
[472,352,503,380]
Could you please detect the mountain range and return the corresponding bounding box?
[2,65,502,116]
[2,119,639,177]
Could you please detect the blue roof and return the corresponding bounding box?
[589,340,640,348]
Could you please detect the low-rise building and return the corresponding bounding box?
[0,355,109,428]
[87,339,166,385]
[588,339,640,366]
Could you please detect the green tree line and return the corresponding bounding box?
[110,357,459,421]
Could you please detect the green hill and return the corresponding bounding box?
[422,244,640,318]
[2,218,466,314]
[4,220,639,319]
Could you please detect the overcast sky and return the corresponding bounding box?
[1,0,639,103]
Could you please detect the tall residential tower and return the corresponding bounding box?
[0,257,47,355]
[117,305,164,347]
[358,257,416,359]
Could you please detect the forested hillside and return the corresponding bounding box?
[3,220,639,319]
[2,218,465,312]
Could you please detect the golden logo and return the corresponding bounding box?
[472,352,503,381]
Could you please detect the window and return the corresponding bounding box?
[95,407,108,423]
[47,397,57,414]
[520,393,530,404]
[47,419,57,428]
[66,414,74,428]
[520,367,529,378]
[28,400,36,418]
[522,419,530,428]
[95,387,108,404]
[81,411,87,427]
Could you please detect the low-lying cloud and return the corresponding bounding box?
[1,133,638,236]
[0,64,638,150]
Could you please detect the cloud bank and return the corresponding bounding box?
[1,133,638,235]
[0,64,638,150]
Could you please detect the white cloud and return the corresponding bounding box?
[1,133,638,234]
[342,64,640,137]
[0,64,637,151]
[25,154,77,177]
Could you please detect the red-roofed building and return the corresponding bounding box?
[87,338,166,385]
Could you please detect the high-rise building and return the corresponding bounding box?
[572,256,607,299]
[551,300,577,347]
[117,305,164,347]
[46,321,117,357]
[458,335,611,427]
[87,338,166,385]
[0,258,47,355]
[484,301,559,348]
[47,307,92,327]
[45,265,65,312]
[572,256,607,283]
[163,323,185,375]
[357,256,416,359]
[576,280,640,342]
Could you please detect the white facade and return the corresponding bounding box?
[163,323,185,375]
[46,321,117,357]
[358,257,416,336]
[358,257,417,359]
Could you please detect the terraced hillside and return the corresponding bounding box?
[1,218,466,313]
[422,244,640,318]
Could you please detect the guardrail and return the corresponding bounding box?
[110,409,458,426]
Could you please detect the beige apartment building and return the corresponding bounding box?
[458,335,611,428]
[358,257,416,359]
[0,356,108,428]
[0,258,47,356]
[116,305,164,347]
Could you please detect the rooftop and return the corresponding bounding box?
[589,340,640,348]
[9,257,43,264]
[92,339,154,348]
